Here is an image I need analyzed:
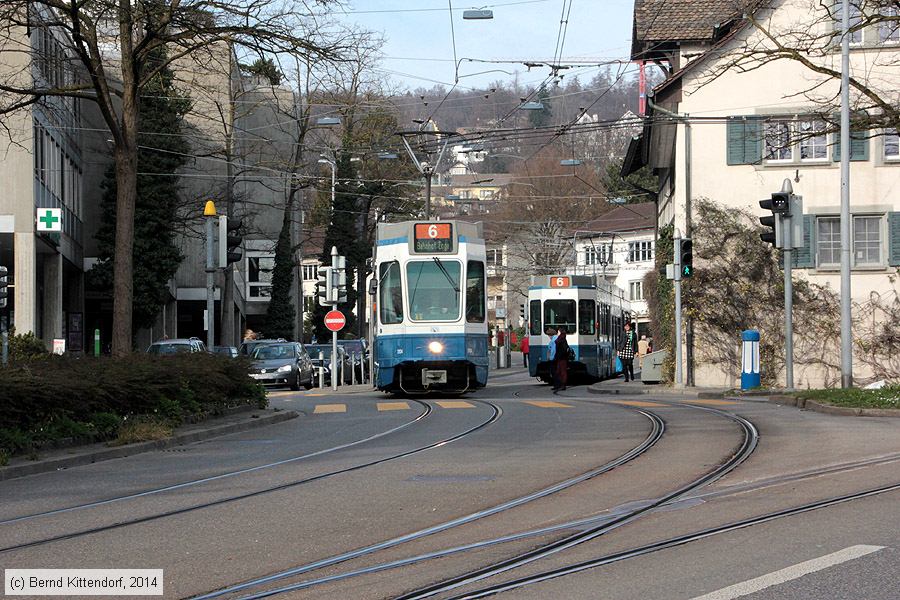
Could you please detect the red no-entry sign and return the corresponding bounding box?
[324,310,345,332]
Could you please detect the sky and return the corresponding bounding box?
[333,0,637,92]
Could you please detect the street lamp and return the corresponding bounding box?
[318,157,336,210]
[316,117,341,126]
[520,101,544,111]
[463,9,493,19]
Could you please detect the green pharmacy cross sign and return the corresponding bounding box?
[36,208,62,232]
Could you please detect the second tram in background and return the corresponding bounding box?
[372,220,489,394]
[527,275,631,383]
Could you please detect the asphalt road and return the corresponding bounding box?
[2,368,898,600]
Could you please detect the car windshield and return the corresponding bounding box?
[307,345,342,359]
[148,343,191,354]
[252,344,295,360]
[339,341,364,353]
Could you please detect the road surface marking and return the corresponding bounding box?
[691,545,885,600]
[378,402,411,411]
[524,400,573,408]
[314,404,347,414]
[306,393,326,397]
[685,399,737,406]
[436,401,475,409]
[612,400,667,408]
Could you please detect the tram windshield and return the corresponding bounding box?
[544,299,576,334]
[407,260,461,321]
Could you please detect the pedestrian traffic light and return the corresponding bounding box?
[218,216,243,267]
[759,196,784,248]
[0,266,8,309]
[679,238,693,278]
[317,265,334,306]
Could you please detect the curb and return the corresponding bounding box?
[0,410,300,482]
[587,385,728,399]
[800,399,900,418]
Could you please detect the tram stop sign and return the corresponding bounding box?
[324,310,345,332]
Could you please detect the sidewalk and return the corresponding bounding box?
[0,406,299,482]
[587,375,729,399]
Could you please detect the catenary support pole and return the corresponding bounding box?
[205,211,216,349]
[331,245,339,391]
[839,0,853,388]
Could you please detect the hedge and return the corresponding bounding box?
[0,353,266,456]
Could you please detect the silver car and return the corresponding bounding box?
[249,342,314,390]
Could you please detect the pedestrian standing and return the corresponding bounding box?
[521,335,530,368]
[554,329,569,392]
[637,334,650,369]
[545,326,558,387]
[617,321,638,382]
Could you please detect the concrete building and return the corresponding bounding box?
[569,202,657,337]
[630,0,900,386]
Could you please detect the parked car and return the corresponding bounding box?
[337,339,369,379]
[212,346,238,358]
[249,342,314,390]
[147,338,207,354]
[239,338,286,357]
[306,343,351,384]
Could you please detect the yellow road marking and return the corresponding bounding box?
[436,401,476,409]
[612,400,668,408]
[685,399,737,406]
[524,400,573,408]
[314,403,347,414]
[378,401,411,411]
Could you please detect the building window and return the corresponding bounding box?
[629,281,643,301]
[765,121,793,161]
[487,248,503,268]
[853,216,882,265]
[301,264,317,281]
[885,129,899,160]
[816,217,841,267]
[584,245,597,265]
[799,121,828,161]
[247,254,275,298]
[479,189,494,199]
[880,6,900,42]
[627,241,653,262]
[834,1,864,45]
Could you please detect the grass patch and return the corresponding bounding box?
[109,419,173,446]
[796,386,900,410]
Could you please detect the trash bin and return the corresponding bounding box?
[641,349,668,384]
[741,329,760,390]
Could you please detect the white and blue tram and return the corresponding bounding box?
[373,221,489,393]
[527,275,631,383]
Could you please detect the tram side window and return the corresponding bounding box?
[466,260,485,323]
[578,299,596,335]
[598,303,610,337]
[379,261,403,324]
[544,300,576,334]
[529,300,541,335]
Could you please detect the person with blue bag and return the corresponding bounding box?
[617,321,638,382]
[545,326,558,388]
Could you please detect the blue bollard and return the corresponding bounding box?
[741,330,761,390]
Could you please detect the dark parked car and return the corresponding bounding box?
[147,338,207,354]
[337,339,369,379]
[306,343,351,384]
[239,338,286,357]
[212,346,238,358]
[249,342,314,390]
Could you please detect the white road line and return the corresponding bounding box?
[691,545,885,600]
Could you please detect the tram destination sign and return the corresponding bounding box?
[414,223,453,253]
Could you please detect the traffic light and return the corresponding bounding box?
[218,216,243,267]
[334,255,347,303]
[317,265,334,306]
[679,238,693,278]
[759,194,786,248]
[519,303,526,321]
[0,266,8,309]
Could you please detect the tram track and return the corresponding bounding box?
[1,400,433,527]
[0,399,501,555]
[394,405,759,600]
[188,408,666,600]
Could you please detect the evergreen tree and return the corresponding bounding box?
[264,210,296,339]
[89,41,190,335]
[528,87,552,128]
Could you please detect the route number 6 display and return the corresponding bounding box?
[414,222,453,253]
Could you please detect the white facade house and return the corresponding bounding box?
[568,202,657,337]
[631,0,900,387]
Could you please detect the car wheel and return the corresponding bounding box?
[303,377,313,390]
[289,374,301,391]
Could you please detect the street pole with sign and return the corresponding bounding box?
[204,201,217,349]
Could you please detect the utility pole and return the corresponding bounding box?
[204,201,217,349]
[782,198,795,391]
[839,0,853,388]
[673,232,683,385]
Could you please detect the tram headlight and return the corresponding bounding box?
[428,341,444,354]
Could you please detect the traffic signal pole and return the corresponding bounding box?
[331,246,339,391]
[783,212,794,390]
[673,234,683,385]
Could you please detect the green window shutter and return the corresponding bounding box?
[889,212,900,266]
[833,131,870,161]
[726,117,763,165]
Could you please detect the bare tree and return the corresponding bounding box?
[0,0,347,354]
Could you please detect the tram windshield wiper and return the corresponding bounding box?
[432,257,460,293]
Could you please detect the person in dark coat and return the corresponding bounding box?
[554,329,570,392]
[617,321,638,382]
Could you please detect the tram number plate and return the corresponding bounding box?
[422,369,448,385]
[550,276,571,288]
[414,223,453,253]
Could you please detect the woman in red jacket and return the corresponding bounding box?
[521,335,530,368]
